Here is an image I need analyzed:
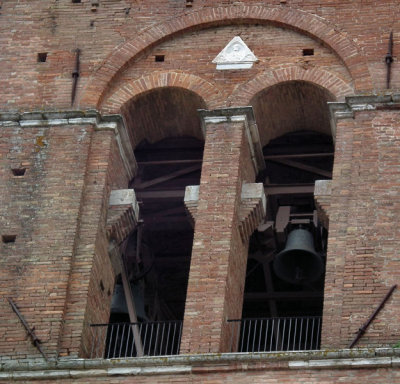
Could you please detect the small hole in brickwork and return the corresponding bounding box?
[155,55,165,62]
[302,48,314,56]
[107,289,111,296]
[72,0,81,3]
[186,0,193,7]
[2,235,16,244]
[11,168,26,177]
[100,280,105,291]
[37,53,48,63]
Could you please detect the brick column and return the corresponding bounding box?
[180,107,264,354]
[0,111,135,360]
[322,95,400,348]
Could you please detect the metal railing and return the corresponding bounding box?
[90,320,183,358]
[228,316,322,352]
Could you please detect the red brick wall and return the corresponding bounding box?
[0,122,129,359]
[1,0,400,363]
[0,124,93,358]
[322,109,400,348]
[181,118,256,354]
[59,129,130,358]
[3,1,399,111]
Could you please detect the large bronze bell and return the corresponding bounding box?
[273,228,324,284]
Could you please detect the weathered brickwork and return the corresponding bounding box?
[0,120,130,360]
[59,129,130,358]
[1,0,400,381]
[181,118,256,354]
[3,2,398,111]
[322,107,400,348]
[0,124,93,358]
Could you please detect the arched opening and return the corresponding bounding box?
[237,81,334,352]
[105,88,205,357]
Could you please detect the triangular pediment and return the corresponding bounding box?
[212,36,258,70]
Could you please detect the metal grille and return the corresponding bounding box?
[228,316,322,352]
[90,321,183,358]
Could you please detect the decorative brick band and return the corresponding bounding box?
[101,71,224,113]
[184,183,266,243]
[229,66,354,106]
[81,5,371,108]
[106,190,140,245]
[0,110,136,180]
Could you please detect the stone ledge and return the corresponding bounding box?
[314,180,332,229]
[0,349,399,380]
[107,189,140,244]
[328,93,400,140]
[0,110,136,180]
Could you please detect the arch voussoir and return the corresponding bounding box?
[228,66,354,106]
[101,71,224,113]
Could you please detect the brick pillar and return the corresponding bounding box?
[180,107,264,354]
[322,96,400,348]
[0,111,135,360]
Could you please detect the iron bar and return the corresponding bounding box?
[90,321,182,358]
[349,284,397,348]
[7,298,48,361]
[227,316,321,353]
[71,48,80,106]
[385,31,394,89]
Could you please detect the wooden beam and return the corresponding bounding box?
[148,206,186,217]
[135,164,201,190]
[137,159,202,165]
[244,291,323,301]
[264,153,333,160]
[136,190,185,199]
[264,185,315,195]
[137,184,316,200]
[270,158,332,178]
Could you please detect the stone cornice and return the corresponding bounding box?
[328,94,400,140]
[0,110,136,180]
[198,106,266,173]
[0,348,399,381]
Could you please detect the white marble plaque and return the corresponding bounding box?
[212,36,258,70]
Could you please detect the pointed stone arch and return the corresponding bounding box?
[80,5,371,108]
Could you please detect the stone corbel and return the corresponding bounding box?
[314,180,331,229]
[107,189,139,245]
[184,183,267,243]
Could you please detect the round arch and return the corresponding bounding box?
[228,66,354,107]
[250,80,336,146]
[80,5,371,108]
[101,71,224,113]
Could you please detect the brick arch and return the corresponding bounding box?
[80,5,371,108]
[100,71,224,113]
[228,66,354,106]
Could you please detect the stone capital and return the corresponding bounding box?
[0,110,137,179]
[328,93,400,141]
[198,106,265,173]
